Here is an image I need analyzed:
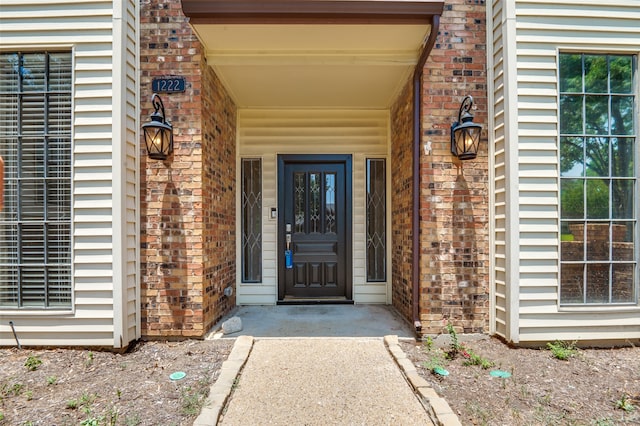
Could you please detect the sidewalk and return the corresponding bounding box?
[194,336,461,426]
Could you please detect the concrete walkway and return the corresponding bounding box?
[194,335,461,426]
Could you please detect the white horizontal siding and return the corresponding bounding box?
[237,109,390,304]
[0,0,139,347]
[112,0,139,347]
[488,0,640,343]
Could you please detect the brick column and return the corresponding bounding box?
[140,0,237,338]
[419,0,489,334]
[390,82,414,322]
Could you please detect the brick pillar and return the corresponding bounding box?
[390,82,414,323]
[418,0,490,334]
[140,0,237,338]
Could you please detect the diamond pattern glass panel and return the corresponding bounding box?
[294,172,306,234]
[366,159,386,282]
[325,173,336,234]
[241,159,262,282]
[309,173,320,233]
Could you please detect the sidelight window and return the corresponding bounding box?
[366,159,386,282]
[241,158,262,282]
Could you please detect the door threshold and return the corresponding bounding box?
[277,296,354,305]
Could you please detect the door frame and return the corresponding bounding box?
[277,154,353,302]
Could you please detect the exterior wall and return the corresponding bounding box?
[140,0,237,338]
[201,63,237,332]
[487,0,640,343]
[0,0,139,348]
[390,81,414,322]
[236,109,390,304]
[417,0,490,335]
[113,0,141,349]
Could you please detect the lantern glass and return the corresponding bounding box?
[142,94,173,160]
[453,123,481,160]
[143,121,173,160]
[450,96,482,161]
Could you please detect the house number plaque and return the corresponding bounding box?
[152,76,186,93]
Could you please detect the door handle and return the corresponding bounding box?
[285,225,293,269]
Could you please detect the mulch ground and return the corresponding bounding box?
[402,336,640,425]
[0,339,233,426]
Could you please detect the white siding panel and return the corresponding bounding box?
[489,0,640,343]
[237,109,390,304]
[0,0,139,347]
[489,0,505,337]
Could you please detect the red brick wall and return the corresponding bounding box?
[200,62,237,333]
[390,81,414,323]
[418,0,489,334]
[140,0,237,338]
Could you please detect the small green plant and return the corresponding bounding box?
[180,386,205,416]
[22,421,34,426]
[11,383,24,396]
[423,336,435,351]
[24,355,42,371]
[106,405,119,426]
[25,390,33,401]
[116,389,122,399]
[546,340,578,360]
[615,394,635,412]
[80,417,102,426]
[0,411,4,421]
[594,418,616,426]
[461,348,495,369]
[423,348,448,375]
[66,399,79,409]
[446,322,463,358]
[46,376,58,385]
[465,401,490,425]
[79,392,97,406]
[85,351,94,367]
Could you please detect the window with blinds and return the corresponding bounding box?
[0,52,73,309]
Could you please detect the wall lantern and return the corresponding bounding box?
[142,93,173,160]
[451,95,482,160]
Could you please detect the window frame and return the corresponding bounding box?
[365,158,387,282]
[557,50,639,308]
[0,50,74,312]
[240,157,263,283]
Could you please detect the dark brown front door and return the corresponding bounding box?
[278,155,352,301]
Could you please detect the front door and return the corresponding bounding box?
[277,155,352,301]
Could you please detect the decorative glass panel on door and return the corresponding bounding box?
[325,173,336,234]
[294,172,306,234]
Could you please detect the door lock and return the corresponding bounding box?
[285,225,293,269]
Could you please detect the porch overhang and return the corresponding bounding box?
[181,0,444,108]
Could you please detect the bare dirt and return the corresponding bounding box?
[402,336,640,425]
[2,335,639,426]
[0,339,233,426]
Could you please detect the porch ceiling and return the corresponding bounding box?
[182,1,443,109]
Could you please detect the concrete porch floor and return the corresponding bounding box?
[212,304,415,339]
